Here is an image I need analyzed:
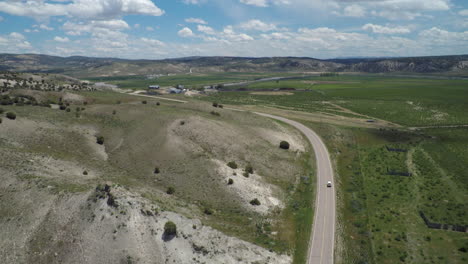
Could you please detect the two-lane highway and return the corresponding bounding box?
[255,112,336,264]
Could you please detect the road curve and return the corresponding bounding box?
[255,112,336,264]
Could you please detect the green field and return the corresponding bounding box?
[202,75,468,126]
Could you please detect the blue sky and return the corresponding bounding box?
[0,0,467,59]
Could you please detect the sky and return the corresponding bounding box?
[0,0,467,59]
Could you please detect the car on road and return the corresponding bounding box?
[327,181,332,187]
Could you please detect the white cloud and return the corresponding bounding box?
[39,24,54,31]
[185,18,207,24]
[240,0,268,7]
[134,23,140,29]
[362,24,411,34]
[146,26,154,31]
[63,20,130,36]
[343,5,365,17]
[240,19,277,32]
[459,10,468,16]
[0,32,32,52]
[54,36,70,42]
[183,0,204,4]
[0,0,164,20]
[197,25,215,35]
[140,37,164,46]
[178,27,195,37]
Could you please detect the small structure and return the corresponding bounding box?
[148,85,160,90]
[169,88,183,94]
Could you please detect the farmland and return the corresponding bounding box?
[196,73,468,263]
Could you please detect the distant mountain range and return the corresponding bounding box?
[1,53,467,78]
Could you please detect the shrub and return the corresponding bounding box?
[154,167,160,174]
[180,120,185,125]
[218,104,223,108]
[164,221,177,236]
[279,141,290,150]
[6,112,16,120]
[156,102,160,106]
[250,198,261,206]
[166,186,175,195]
[243,171,249,178]
[83,101,88,105]
[0,117,2,124]
[116,100,121,104]
[59,105,66,110]
[66,108,71,112]
[210,111,220,116]
[112,110,116,115]
[0,108,3,114]
[142,100,147,104]
[228,178,234,185]
[212,102,218,107]
[204,208,213,215]
[245,164,253,174]
[96,136,104,145]
[227,161,238,169]
[83,171,88,175]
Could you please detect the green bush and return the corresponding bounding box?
[166,186,175,195]
[243,171,249,178]
[112,110,116,115]
[212,102,218,107]
[0,108,3,114]
[154,167,160,174]
[164,221,177,236]
[59,105,66,110]
[227,161,238,169]
[245,164,253,174]
[96,136,105,145]
[142,100,147,104]
[228,178,234,185]
[6,112,16,120]
[210,111,220,116]
[204,208,213,215]
[279,141,290,150]
[156,102,160,106]
[250,198,261,206]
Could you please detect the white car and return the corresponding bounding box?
[327,181,332,187]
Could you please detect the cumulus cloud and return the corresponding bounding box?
[185,18,208,24]
[197,25,216,35]
[54,36,70,42]
[178,27,195,37]
[459,10,468,16]
[0,0,164,20]
[240,19,277,32]
[0,32,33,52]
[240,0,268,7]
[343,5,365,17]
[362,24,411,34]
[63,19,130,36]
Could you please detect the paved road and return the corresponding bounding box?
[255,112,336,264]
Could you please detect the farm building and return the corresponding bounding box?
[148,85,160,89]
[169,88,183,94]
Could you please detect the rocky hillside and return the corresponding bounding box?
[1,53,468,77]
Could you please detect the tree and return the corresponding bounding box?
[6,112,16,120]
[250,198,261,206]
[245,164,253,174]
[96,136,105,145]
[166,186,175,195]
[279,141,290,150]
[227,161,238,169]
[164,221,177,237]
